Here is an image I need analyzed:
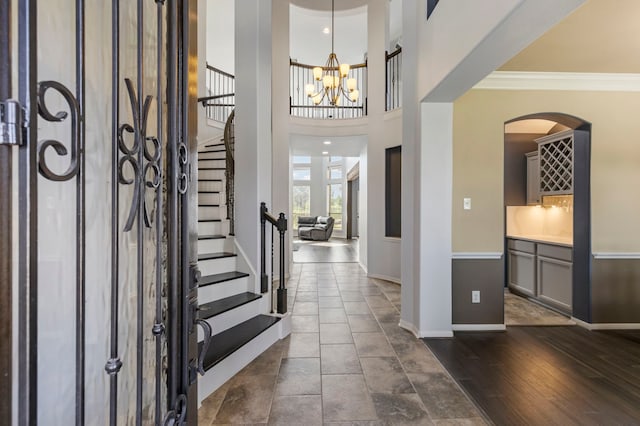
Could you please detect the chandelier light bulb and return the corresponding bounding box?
[305,84,315,97]
[312,93,323,105]
[347,78,357,92]
[323,75,333,88]
[313,67,323,81]
[349,89,359,102]
[339,63,350,78]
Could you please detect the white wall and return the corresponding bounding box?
[358,144,368,269]
[207,0,235,74]
[235,0,272,280]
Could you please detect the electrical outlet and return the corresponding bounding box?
[472,290,480,304]
[463,198,471,210]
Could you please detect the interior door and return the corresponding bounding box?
[4,0,200,424]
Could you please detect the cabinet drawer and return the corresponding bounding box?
[507,239,535,254]
[537,243,572,261]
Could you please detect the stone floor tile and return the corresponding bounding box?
[319,308,348,323]
[353,332,395,357]
[294,301,319,315]
[343,301,372,315]
[291,315,320,333]
[213,374,277,424]
[268,395,322,425]
[394,340,445,374]
[296,291,319,302]
[348,315,382,333]
[318,288,341,297]
[321,344,362,374]
[433,418,489,425]
[360,357,415,394]
[371,306,400,323]
[320,323,353,344]
[276,358,321,396]
[408,373,482,420]
[318,296,343,308]
[238,342,283,376]
[322,375,378,422]
[283,333,320,358]
[339,291,366,302]
[364,295,394,309]
[371,393,433,425]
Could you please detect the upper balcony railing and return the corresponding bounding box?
[201,63,235,123]
[290,59,368,120]
[385,47,402,111]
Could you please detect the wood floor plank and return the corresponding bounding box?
[424,327,640,425]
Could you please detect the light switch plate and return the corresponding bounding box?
[472,290,480,303]
[463,198,471,210]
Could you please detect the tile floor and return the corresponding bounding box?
[504,290,576,326]
[199,263,488,425]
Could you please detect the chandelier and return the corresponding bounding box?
[305,0,359,106]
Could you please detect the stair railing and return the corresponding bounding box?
[385,47,402,111]
[199,63,235,122]
[260,202,288,314]
[223,109,235,235]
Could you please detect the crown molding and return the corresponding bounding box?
[474,71,640,92]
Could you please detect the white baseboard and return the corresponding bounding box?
[452,324,506,331]
[398,319,454,338]
[572,317,640,330]
[359,262,368,274]
[368,273,401,284]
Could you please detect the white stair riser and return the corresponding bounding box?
[198,192,223,205]
[198,322,282,405]
[198,237,230,253]
[198,256,237,276]
[198,205,225,220]
[199,152,226,160]
[198,159,225,169]
[199,169,225,181]
[198,220,229,235]
[197,298,262,340]
[198,276,250,303]
[198,179,225,191]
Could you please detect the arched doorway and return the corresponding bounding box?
[503,112,592,325]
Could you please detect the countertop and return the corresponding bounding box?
[506,234,573,247]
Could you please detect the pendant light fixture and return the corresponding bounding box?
[305,0,359,106]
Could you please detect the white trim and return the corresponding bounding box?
[384,108,403,121]
[368,273,401,284]
[592,253,640,260]
[359,262,368,274]
[452,324,506,332]
[572,317,640,330]
[474,71,640,92]
[398,319,420,338]
[452,252,502,260]
[383,237,401,243]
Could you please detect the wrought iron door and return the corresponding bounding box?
[0,0,200,424]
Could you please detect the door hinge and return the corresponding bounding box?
[0,100,26,146]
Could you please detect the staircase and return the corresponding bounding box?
[196,115,286,403]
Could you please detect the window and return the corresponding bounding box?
[327,183,343,231]
[385,146,401,237]
[328,165,342,180]
[292,155,311,164]
[330,156,343,163]
[293,167,311,181]
[292,185,311,230]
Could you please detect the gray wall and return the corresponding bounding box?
[503,133,541,206]
[452,258,505,324]
[592,258,640,323]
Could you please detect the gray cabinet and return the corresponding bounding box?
[507,238,573,314]
[537,243,572,312]
[525,151,540,205]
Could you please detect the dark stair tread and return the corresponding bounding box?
[198,149,225,154]
[205,142,225,148]
[198,292,262,320]
[198,169,224,172]
[199,271,250,287]
[198,252,237,261]
[198,234,225,240]
[198,191,221,194]
[199,204,221,207]
[198,219,222,223]
[198,178,222,181]
[199,315,281,371]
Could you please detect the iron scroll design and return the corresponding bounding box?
[36,81,80,181]
[118,78,161,232]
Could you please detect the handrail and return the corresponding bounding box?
[386,47,402,60]
[224,110,235,235]
[260,202,288,314]
[202,64,235,122]
[206,63,235,79]
[197,93,235,105]
[289,58,368,70]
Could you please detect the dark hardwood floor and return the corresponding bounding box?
[424,327,640,425]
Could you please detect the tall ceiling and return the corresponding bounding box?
[499,0,640,73]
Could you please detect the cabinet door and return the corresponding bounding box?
[537,255,572,313]
[508,250,536,297]
[526,153,540,205]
